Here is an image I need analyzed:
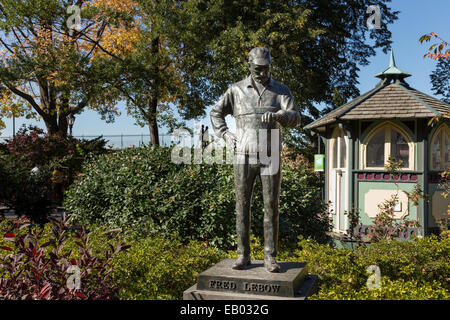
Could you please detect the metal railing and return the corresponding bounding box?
[0,134,176,149]
[73,134,176,149]
[0,132,215,149]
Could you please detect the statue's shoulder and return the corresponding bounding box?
[270,79,291,95]
[221,79,245,96]
[232,77,251,90]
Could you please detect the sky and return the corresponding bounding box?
[1,0,449,147]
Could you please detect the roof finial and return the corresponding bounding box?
[375,47,411,82]
[389,47,396,68]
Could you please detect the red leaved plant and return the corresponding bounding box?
[0,214,130,300]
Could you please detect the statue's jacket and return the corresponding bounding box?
[210,76,300,156]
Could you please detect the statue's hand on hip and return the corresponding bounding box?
[261,112,282,123]
[223,131,238,149]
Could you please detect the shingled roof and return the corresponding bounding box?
[304,49,450,130]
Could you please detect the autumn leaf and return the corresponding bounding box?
[420,32,449,61]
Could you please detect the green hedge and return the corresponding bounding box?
[0,218,224,300]
[0,155,54,223]
[0,126,111,222]
[64,146,176,228]
[293,235,450,300]
[64,145,331,249]
[1,219,448,300]
[112,233,449,300]
[112,235,225,300]
[311,277,449,300]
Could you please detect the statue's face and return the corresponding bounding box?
[249,62,270,85]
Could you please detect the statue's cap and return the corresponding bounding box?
[248,47,271,65]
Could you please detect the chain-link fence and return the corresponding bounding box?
[72,134,176,149]
[0,132,217,149]
[0,133,176,149]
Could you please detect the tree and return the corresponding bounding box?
[430,58,450,104]
[0,0,121,137]
[419,32,450,122]
[209,0,397,158]
[73,0,219,145]
[97,0,399,147]
[419,32,449,61]
[198,0,398,158]
[420,33,449,236]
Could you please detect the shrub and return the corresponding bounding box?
[64,145,178,228]
[0,141,7,155]
[356,236,450,285]
[64,145,331,249]
[0,155,54,223]
[152,161,237,248]
[310,277,449,300]
[0,125,111,218]
[273,153,331,244]
[111,234,225,300]
[0,215,129,300]
[6,126,76,167]
[5,125,110,189]
[2,218,445,300]
[291,235,449,300]
[6,125,109,165]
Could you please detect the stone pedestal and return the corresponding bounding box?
[183,258,318,300]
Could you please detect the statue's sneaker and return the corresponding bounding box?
[264,256,280,273]
[232,255,251,270]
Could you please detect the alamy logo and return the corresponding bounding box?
[366,265,381,289]
[66,265,81,290]
[366,5,381,30]
[66,5,81,31]
[170,121,280,175]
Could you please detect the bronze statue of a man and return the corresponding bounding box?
[210,47,300,272]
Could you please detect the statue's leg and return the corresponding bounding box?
[260,159,281,272]
[233,156,258,270]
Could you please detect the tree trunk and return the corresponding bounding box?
[42,114,68,138]
[58,113,69,136]
[148,36,161,146]
[44,114,60,136]
[38,76,69,138]
[148,97,159,146]
[149,119,159,146]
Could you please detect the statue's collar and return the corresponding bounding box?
[245,76,273,89]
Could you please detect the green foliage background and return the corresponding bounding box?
[299,235,450,300]
[0,126,111,222]
[1,218,447,300]
[64,145,331,249]
[0,155,54,223]
[430,58,450,104]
